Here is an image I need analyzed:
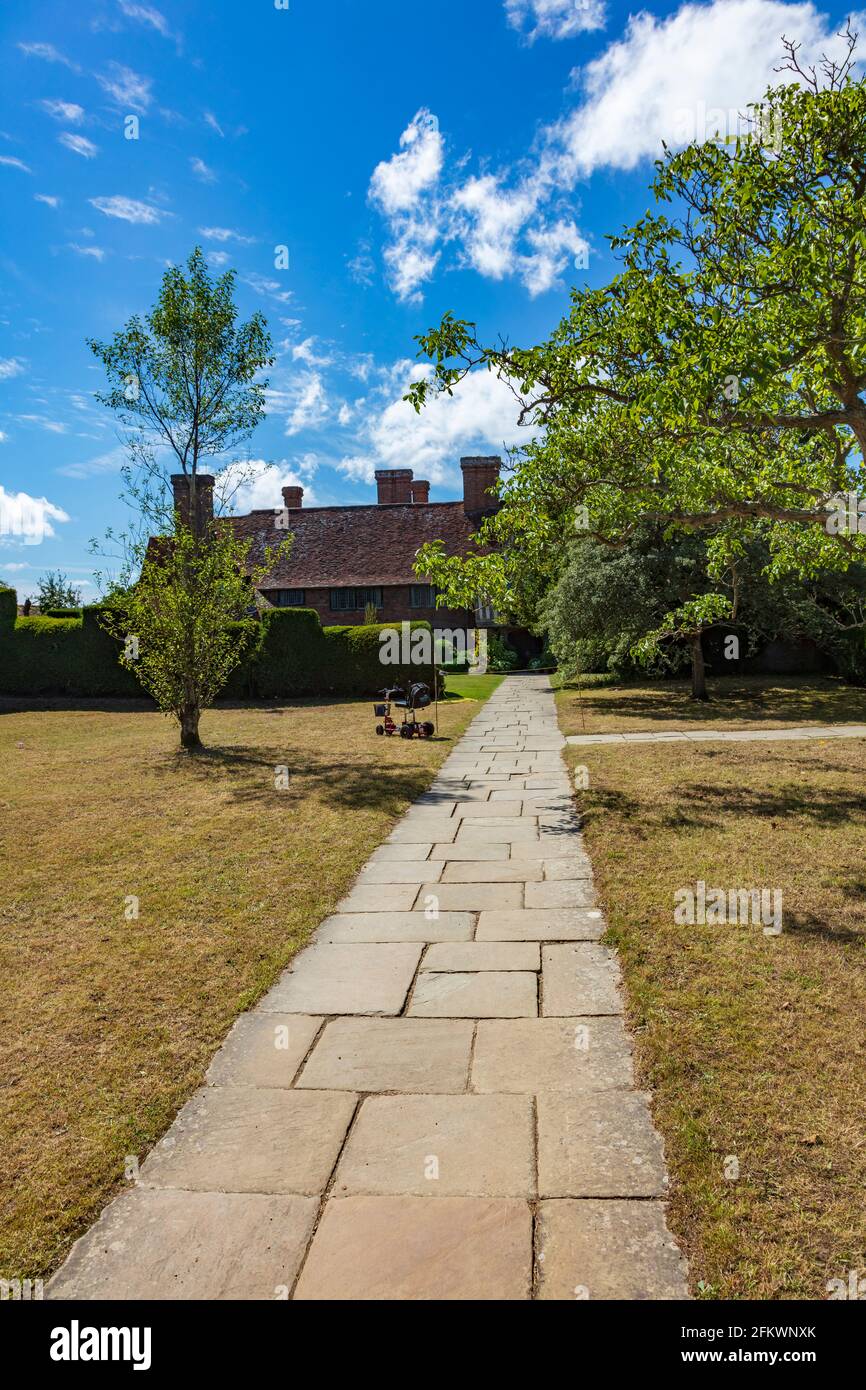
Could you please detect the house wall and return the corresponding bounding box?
[260,584,474,633]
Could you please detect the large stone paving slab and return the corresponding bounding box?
[472,1018,634,1093]
[336,883,419,912]
[535,1200,689,1299]
[526,879,596,909]
[536,1091,668,1197]
[333,1094,535,1197]
[206,1013,323,1088]
[441,860,543,882]
[429,841,510,861]
[48,1189,319,1301]
[261,942,421,1014]
[418,881,523,911]
[296,1017,474,1093]
[315,912,472,944]
[421,942,540,973]
[409,971,537,1018]
[541,943,623,1016]
[476,908,604,941]
[293,1196,532,1300]
[361,861,443,884]
[139,1087,357,1195]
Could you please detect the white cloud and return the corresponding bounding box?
[199,225,255,243]
[369,109,445,303]
[35,193,61,207]
[207,249,230,267]
[285,374,328,436]
[17,415,67,434]
[505,0,606,40]
[370,109,443,215]
[190,156,216,182]
[222,458,319,513]
[0,484,69,544]
[338,361,534,486]
[0,430,7,443]
[547,0,847,177]
[369,1,853,302]
[0,155,32,173]
[203,111,224,137]
[18,42,79,70]
[58,446,126,478]
[2,562,30,571]
[90,195,164,224]
[69,243,106,261]
[95,63,153,111]
[292,337,332,367]
[59,132,98,158]
[41,99,85,122]
[118,1,173,39]
[338,403,353,426]
[241,272,293,305]
[0,357,25,380]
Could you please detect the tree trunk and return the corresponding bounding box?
[179,703,203,750]
[690,633,709,701]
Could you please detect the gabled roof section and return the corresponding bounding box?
[227,501,478,588]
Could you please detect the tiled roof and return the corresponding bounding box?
[227,502,479,588]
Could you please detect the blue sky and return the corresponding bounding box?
[0,0,858,600]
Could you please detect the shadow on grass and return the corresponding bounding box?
[561,677,864,727]
[154,740,456,817]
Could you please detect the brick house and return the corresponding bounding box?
[171,456,506,636]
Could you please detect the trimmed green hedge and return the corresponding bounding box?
[0,592,435,699]
[0,605,141,697]
[0,587,17,628]
[231,610,434,698]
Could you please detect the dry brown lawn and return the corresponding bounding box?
[0,693,481,1282]
[558,682,866,1299]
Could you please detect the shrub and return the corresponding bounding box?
[0,587,17,628]
[487,633,520,671]
[42,607,83,619]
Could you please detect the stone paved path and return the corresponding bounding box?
[49,675,689,1302]
[568,724,866,746]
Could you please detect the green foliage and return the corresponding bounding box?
[408,49,866,619]
[241,612,434,697]
[99,521,285,744]
[486,633,520,671]
[36,571,82,610]
[0,612,140,697]
[0,587,17,627]
[42,607,83,619]
[88,247,273,480]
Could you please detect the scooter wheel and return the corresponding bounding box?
[399,724,414,739]
[422,722,435,738]
[375,725,384,735]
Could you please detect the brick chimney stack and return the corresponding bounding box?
[281,485,304,509]
[411,479,430,504]
[171,473,215,535]
[460,456,501,515]
[375,468,414,504]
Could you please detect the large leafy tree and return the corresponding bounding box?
[412,33,866,621]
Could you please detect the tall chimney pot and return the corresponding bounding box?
[375,468,414,504]
[411,479,430,504]
[171,473,215,535]
[281,485,304,509]
[460,456,501,516]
